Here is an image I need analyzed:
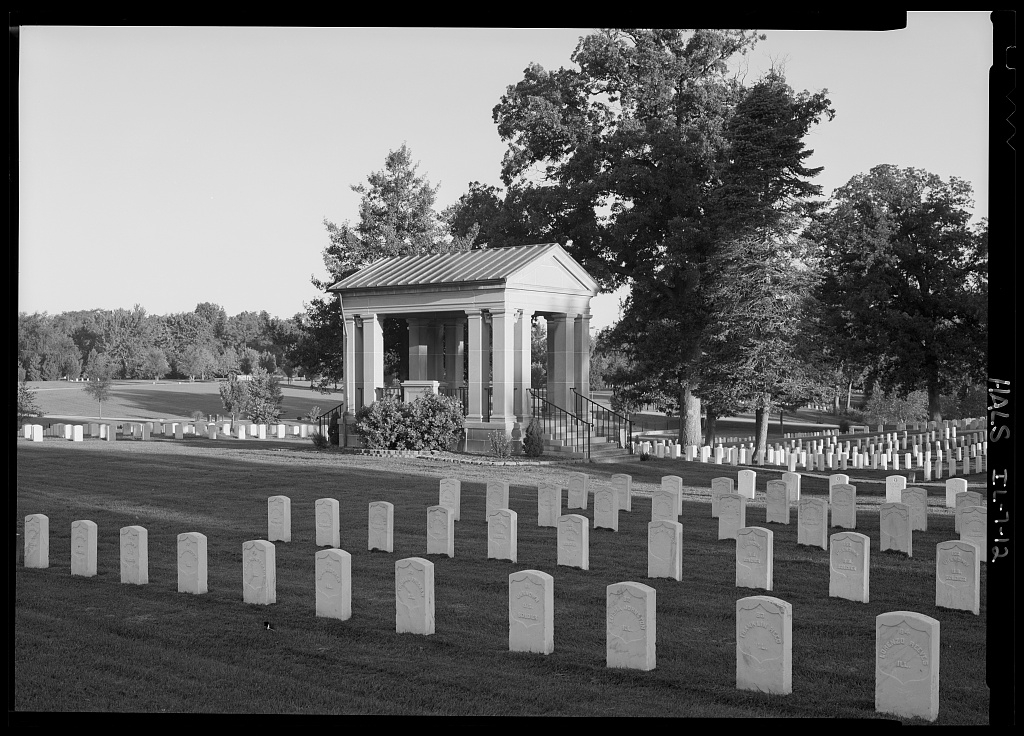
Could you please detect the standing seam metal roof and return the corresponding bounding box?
[328,243,569,290]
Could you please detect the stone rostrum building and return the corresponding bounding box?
[328,243,599,453]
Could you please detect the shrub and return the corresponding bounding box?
[310,431,329,450]
[523,420,545,457]
[354,393,464,451]
[639,451,651,461]
[191,410,204,422]
[488,430,513,459]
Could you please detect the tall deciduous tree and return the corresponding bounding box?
[806,165,988,421]
[491,31,833,447]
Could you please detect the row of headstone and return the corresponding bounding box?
[22,421,316,443]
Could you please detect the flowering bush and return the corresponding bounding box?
[354,393,464,451]
[488,430,513,459]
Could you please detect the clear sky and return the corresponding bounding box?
[17,15,995,331]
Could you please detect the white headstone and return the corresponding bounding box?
[177,532,208,594]
[557,514,589,570]
[363,502,395,554]
[901,487,928,532]
[236,424,246,440]
[736,596,792,695]
[829,532,870,603]
[781,472,801,503]
[711,477,734,518]
[661,476,683,515]
[944,478,967,509]
[606,582,656,671]
[736,527,773,591]
[315,548,352,620]
[120,525,149,585]
[24,514,49,568]
[427,505,455,558]
[593,486,619,531]
[315,498,341,548]
[880,503,912,556]
[268,495,292,543]
[718,493,747,541]
[935,540,980,615]
[958,506,986,555]
[72,425,84,442]
[537,483,562,527]
[885,475,906,503]
[567,472,589,510]
[257,424,267,440]
[954,491,983,534]
[828,474,850,503]
[647,520,683,581]
[70,520,98,577]
[439,478,462,521]
[242,540,276,604]
[765,480,790,525]
[509,570,554,654]
[650,487,678,524]
[737,469,756,500]
[488,509,518,562]
[486,481,510,520]
[875,612,940,721]
[830,483,857,529]
[395,557,435,635]
[612,473,632,512]
[797,498,828,549]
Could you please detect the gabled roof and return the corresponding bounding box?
[327,242,597,293]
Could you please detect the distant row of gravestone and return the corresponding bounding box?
[20,420,314,443]
[22,469,978,722]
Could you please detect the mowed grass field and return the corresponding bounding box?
[15,434,988,720]
[23,379,337,423]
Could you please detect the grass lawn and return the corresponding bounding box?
[14,436,989,720]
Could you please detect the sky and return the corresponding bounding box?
[17,15,996,332]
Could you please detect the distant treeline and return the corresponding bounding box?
[17,303,313,383]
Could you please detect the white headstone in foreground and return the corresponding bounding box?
[593,486,618,531]
[315,548,352,621]
[829,532,870,603]
[242,540,276,605]
[612,474,632,512]
[875,611,940,722]
[647,520,682,581]
[557,514,589,570]
[509,569,554,654]
[935,540,980,615]
[71,520,98,577]
[537,483,561,527]
[944,478,967,509]
[24,514,49,568]
[830,483,857,529]
[797,498,828,549]
[177,532,208,594]
[120,525,149,585]
[736,527,773,591]
[885,475,906,503]
[439,478,461,521]
[268,495,292,543]
[736,595,792,695]
[315,498,341,548]
[427,505,455,558]
[395,557,434,635]
[718,493,746,541]
[567,472,589,510]
[880,503,912,556]
[710,477,734,518]
[765,480,790,525]
[606,582,656,671]
[368,501,394,552]
[737,470,756,500]
[486,481,510,520]
[488,509,517,563]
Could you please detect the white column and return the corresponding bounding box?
[491,309,515,423]
[546,314,574,410]
[407,318,428,381]
[427,322,444,381]
[361,314,384,407]
[344,314,359,416]
[467,311,485,422]
[513,309,531,419]
[574,313,591,401]
[444,320,465,388]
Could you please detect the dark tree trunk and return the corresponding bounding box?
[705,411,718,448]
[679,381,702,447]
[846,381,853,412]
[754,402,770,464]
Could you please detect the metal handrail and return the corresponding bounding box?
[316,402,345,446]
[529,388,592,459]
[572,387,633,453]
